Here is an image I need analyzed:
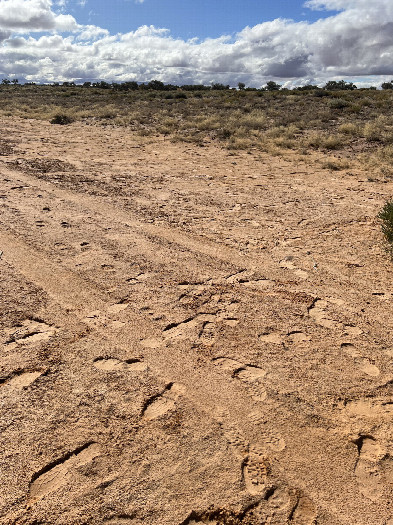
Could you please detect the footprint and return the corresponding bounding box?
[222,318,239,327]
[341,342,360,357]
[248,412,286,452]
[343,325,362,336]
[198,321,217,346]
[215,410,249,458]
[240,278,275,289]
[109,320,126,330]
[28,442,100,503]
[354,436,387,502]
[287,331,311,344]
[107,303,129,315]
[340,343,380,377]
[163,314,216,343]
[226,270,274,288]
[259,332,283,344]
[126,272,149,285]
[242,452,271,496]
[140,337,163,349]
[142,383,184,421]
[83,304,128,330]
[280,257,308,280]
[213,358,267,401]
[93,357,147,372]
[357,358,380,377]
[266,486,292,514]
[289,491,318,524]
[234,365,266,382]
[2,370,44,389]
[308,299,341,329]
[5,319,56,347]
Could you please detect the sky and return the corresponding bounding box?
[0,0,392,87]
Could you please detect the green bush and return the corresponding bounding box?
[378,200,393,255]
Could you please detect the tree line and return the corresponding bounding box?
[1,78,393,91]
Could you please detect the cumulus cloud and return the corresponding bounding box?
[0,0,392,86]
[0,0,77,32]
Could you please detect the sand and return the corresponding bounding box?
[1,117,393,524]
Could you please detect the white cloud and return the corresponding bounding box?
[0,0,392,86]
[0,0,78,34]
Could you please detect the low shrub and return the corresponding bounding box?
[328,98,350,109]
[50,114,73,125]
[378,200,393,255]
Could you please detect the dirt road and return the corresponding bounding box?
[1,117,393,524]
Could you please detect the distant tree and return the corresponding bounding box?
[264,81,281,91]
[83,81,91,88]
[323,80,357,90]
[381,81,393,90]
[11,78,18,85]
[122,81,139,90]
[181,84,209,91]
[238,82,246,91]
[147,80,166,90]
[295,84,319,91]
[1,78,10,85]
[211,83,229,90]
[52,82,60,86]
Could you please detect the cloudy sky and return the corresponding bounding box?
[0,0,392,86]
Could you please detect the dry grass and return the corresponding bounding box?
[1,85,393,176]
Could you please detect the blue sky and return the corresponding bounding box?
[0,0,392,86]
[72,0,339,40]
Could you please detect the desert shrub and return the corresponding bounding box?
[50,114,73,125]
[378,201,393,255]
[328,98,350,109]
[230,109,266,130]
[378,145,393,161]
[363,121,384,142]
[305,132,344,150]
[314,90,330,97]
[321,158,350,170]
[339,122,359,135]
[323,134,345,150]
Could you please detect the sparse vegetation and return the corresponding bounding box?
[0,82,393,177]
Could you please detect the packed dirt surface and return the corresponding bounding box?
[1,117,393,525]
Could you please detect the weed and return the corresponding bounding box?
[378,201,393,255]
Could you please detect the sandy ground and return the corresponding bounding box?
[1,117,393,524]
